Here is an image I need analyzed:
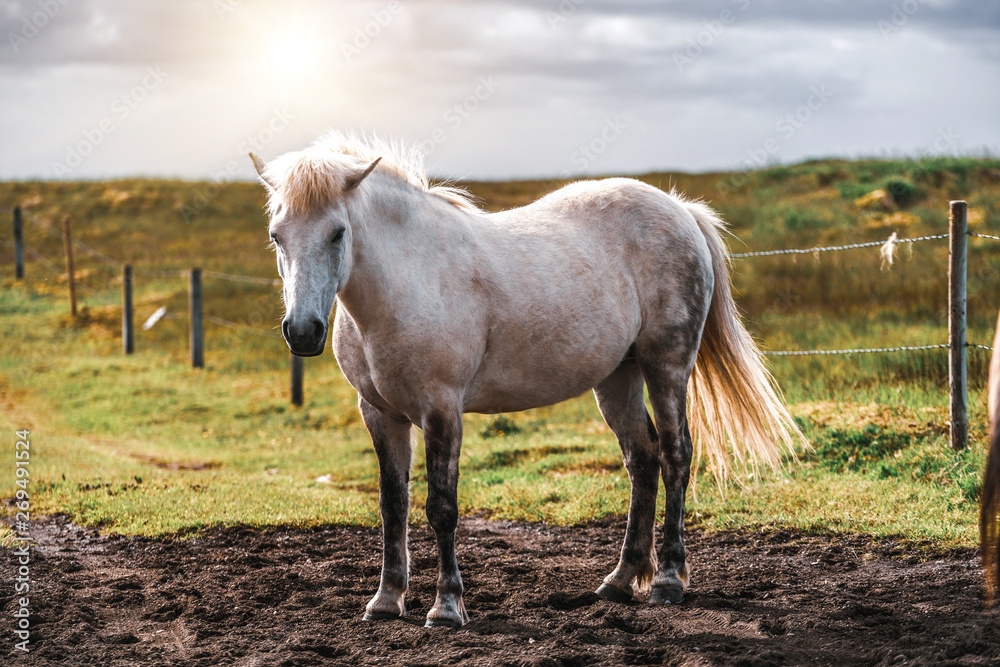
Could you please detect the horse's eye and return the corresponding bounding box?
[332,228,345,244]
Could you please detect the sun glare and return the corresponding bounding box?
[231,4,336,90]
[266,30,319,74]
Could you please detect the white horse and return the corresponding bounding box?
[251,132,802,628]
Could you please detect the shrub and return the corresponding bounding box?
[480,415,521,438]
[836,181,878,200]
[782,207,825,232]
[884,177,921,208]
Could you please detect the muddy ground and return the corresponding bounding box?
[3,514,998,666]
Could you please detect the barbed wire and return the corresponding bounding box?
[158,311,281,339]
[202,270,280,286]
[204,314,282,338]
[21,209,280,285]
[21,244,63,276]
[763,342,991,356]
[733,229,997,259]
[21,210,63,240]
[730,233,949,259]
[132,267,188,278]
[21,244,101,295]
[71,239,120,266]
[13,208,998,355]
[23,210,122,267]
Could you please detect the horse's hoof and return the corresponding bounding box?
[363,610,402,621]
[425,599,468,629]
[649,585,684,605]
[424,615,463,629]
[595,583,633,603]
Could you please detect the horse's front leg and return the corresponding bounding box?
[422,409,468,628]
[360,398,414,621]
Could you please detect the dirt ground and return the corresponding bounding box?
[3,514,999,666]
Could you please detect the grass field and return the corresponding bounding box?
[1,156,998,548]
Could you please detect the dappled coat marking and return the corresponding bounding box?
[252,132,803,628]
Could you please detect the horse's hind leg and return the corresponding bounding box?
[360,397,413,621]
[638,344,697,605]
[593,360,660,602]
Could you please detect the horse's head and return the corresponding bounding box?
[251,151,380,357]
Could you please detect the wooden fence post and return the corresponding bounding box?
[62,216,77,317]
[122,264,134,354]
[291,354,304,406]
[13,207,24,279]
[948,200,967,450]
[189,267,204,368]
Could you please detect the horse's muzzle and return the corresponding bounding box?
[282,318,327,357]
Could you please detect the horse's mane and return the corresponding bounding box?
[263,131,480,214]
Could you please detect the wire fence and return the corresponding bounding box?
[19,209,282,338]
[11,207,998,353]
[763,344,949,357]
[6,201,998,431]
[725,202,992,447]
[204,314,282,338]
[729,233,949,258]
[729,228,994,356]
[22,244,65,277]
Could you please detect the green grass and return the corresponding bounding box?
[0,155,997,548]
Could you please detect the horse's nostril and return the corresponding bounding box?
[312,320,325,343]
[281,320,291,341]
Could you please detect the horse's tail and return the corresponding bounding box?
[980,309,1000,603]
[683,199,805,482]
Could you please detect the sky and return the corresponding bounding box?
[0,0,998,182]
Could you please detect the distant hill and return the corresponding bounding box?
[2,156,998,335]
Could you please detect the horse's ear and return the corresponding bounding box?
[345,157,381,192]
[249,153,275,190]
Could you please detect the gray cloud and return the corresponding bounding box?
[0,0,996,180]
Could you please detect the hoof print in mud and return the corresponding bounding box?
[11,516,1000,664]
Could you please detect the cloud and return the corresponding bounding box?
[0,0,997,180]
